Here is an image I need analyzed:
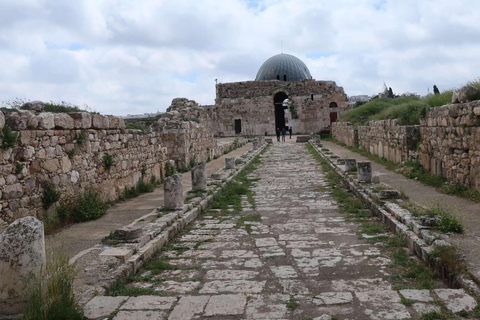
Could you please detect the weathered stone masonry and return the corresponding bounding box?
[419,101,480,189]
[210,79,351,136]
[332,100,480,190]
[0,98,240,225]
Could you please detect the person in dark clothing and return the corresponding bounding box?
[289,127,292,139]
[281,128,286,142]
[276,128,281,141]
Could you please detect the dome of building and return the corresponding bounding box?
[255,53,312,82]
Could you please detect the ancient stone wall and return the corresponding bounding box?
[155,98,224,168]
[0,99,240,225]
[211,79,350,136]
[331,122,358,147]
[0,111,165,224]
[358,120,420,163]
[419,101,480,189]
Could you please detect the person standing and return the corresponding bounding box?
[281,127,286,142]
[276,128,281,142]
[288,127,292,139]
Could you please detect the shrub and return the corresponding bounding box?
[22,254,84,320]
[66,149,75,159]
[425,203,463,234]
[0,125,18,150]
[76,131,86,145]
[102,153,115,172]
[15,162,24,174]
[165,161,176,177]
[72,189,109,222]
[42,184,61,210]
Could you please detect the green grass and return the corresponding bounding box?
[340,96,426,126]
[120,176,160,200]
[22,254,85,320]
[108,281,160,297]
[286,296,299,311]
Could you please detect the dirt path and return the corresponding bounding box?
[45,141,253,260]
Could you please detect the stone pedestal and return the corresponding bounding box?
[225,157,235,169]
[357,161,372,183]
[344,159,357,171]
[164,173,183,210]
[191,162,206,191]
[252,140,259,150]
[0,216,46,315]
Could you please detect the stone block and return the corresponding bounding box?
[344,158,357,171]
[164,173,183,210]
[113,226,143,240]
[99,247,134,261]
[69,112,92,129]
[37,112,55,129]
[92,113,109,129]
[0,216,46,315]
[296,135,310,142]
[225,157,235,169]
[191,162,206,191]
[54,113,74,129]
[378,190,400,199]
[357,161,372,183]
[84,296,128,319]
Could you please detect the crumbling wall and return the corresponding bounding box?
[331,122,358,147]
[154,98,220,168]
[419,101,480,189]
[358,120,420,163]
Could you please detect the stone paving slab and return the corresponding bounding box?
[86,139,478,319]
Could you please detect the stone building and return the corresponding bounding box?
[207,53,351,136]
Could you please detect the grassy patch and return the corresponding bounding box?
[286,296,299,311]
[120,176,160,200]
[431,245,466,275]
[108,281,160,297]
[22,254,85,320]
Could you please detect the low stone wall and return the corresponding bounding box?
[358,120,420,163]
[331,122,358,147]
[419,101,480,189]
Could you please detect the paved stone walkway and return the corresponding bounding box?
[84,139,477,319]
[320,140,480,282]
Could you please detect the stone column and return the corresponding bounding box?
[164,173,183,210]
[0,216,46,315]
[225,157,235,169]
[344,159,357,171]
[252,139,259,150]
[357,161,372,183]
[191,162,206,191]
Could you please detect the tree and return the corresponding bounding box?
[388,87,394,98]
[433,85,440,95]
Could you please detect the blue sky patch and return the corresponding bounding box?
[173,72,199,83]
[307,52,337,59]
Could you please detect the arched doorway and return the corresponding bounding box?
[274,92,288,131]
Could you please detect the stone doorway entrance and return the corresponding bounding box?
[274,92,288,131]
[234,119,242,134]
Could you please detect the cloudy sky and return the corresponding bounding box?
[1,0,479,116]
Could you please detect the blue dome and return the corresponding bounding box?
[255,53,312,81]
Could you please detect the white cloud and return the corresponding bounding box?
[0,0,479,115]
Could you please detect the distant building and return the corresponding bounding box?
[349,95,371,103]
[207,53,351,136]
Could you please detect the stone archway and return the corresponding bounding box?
[274,92,288,131]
